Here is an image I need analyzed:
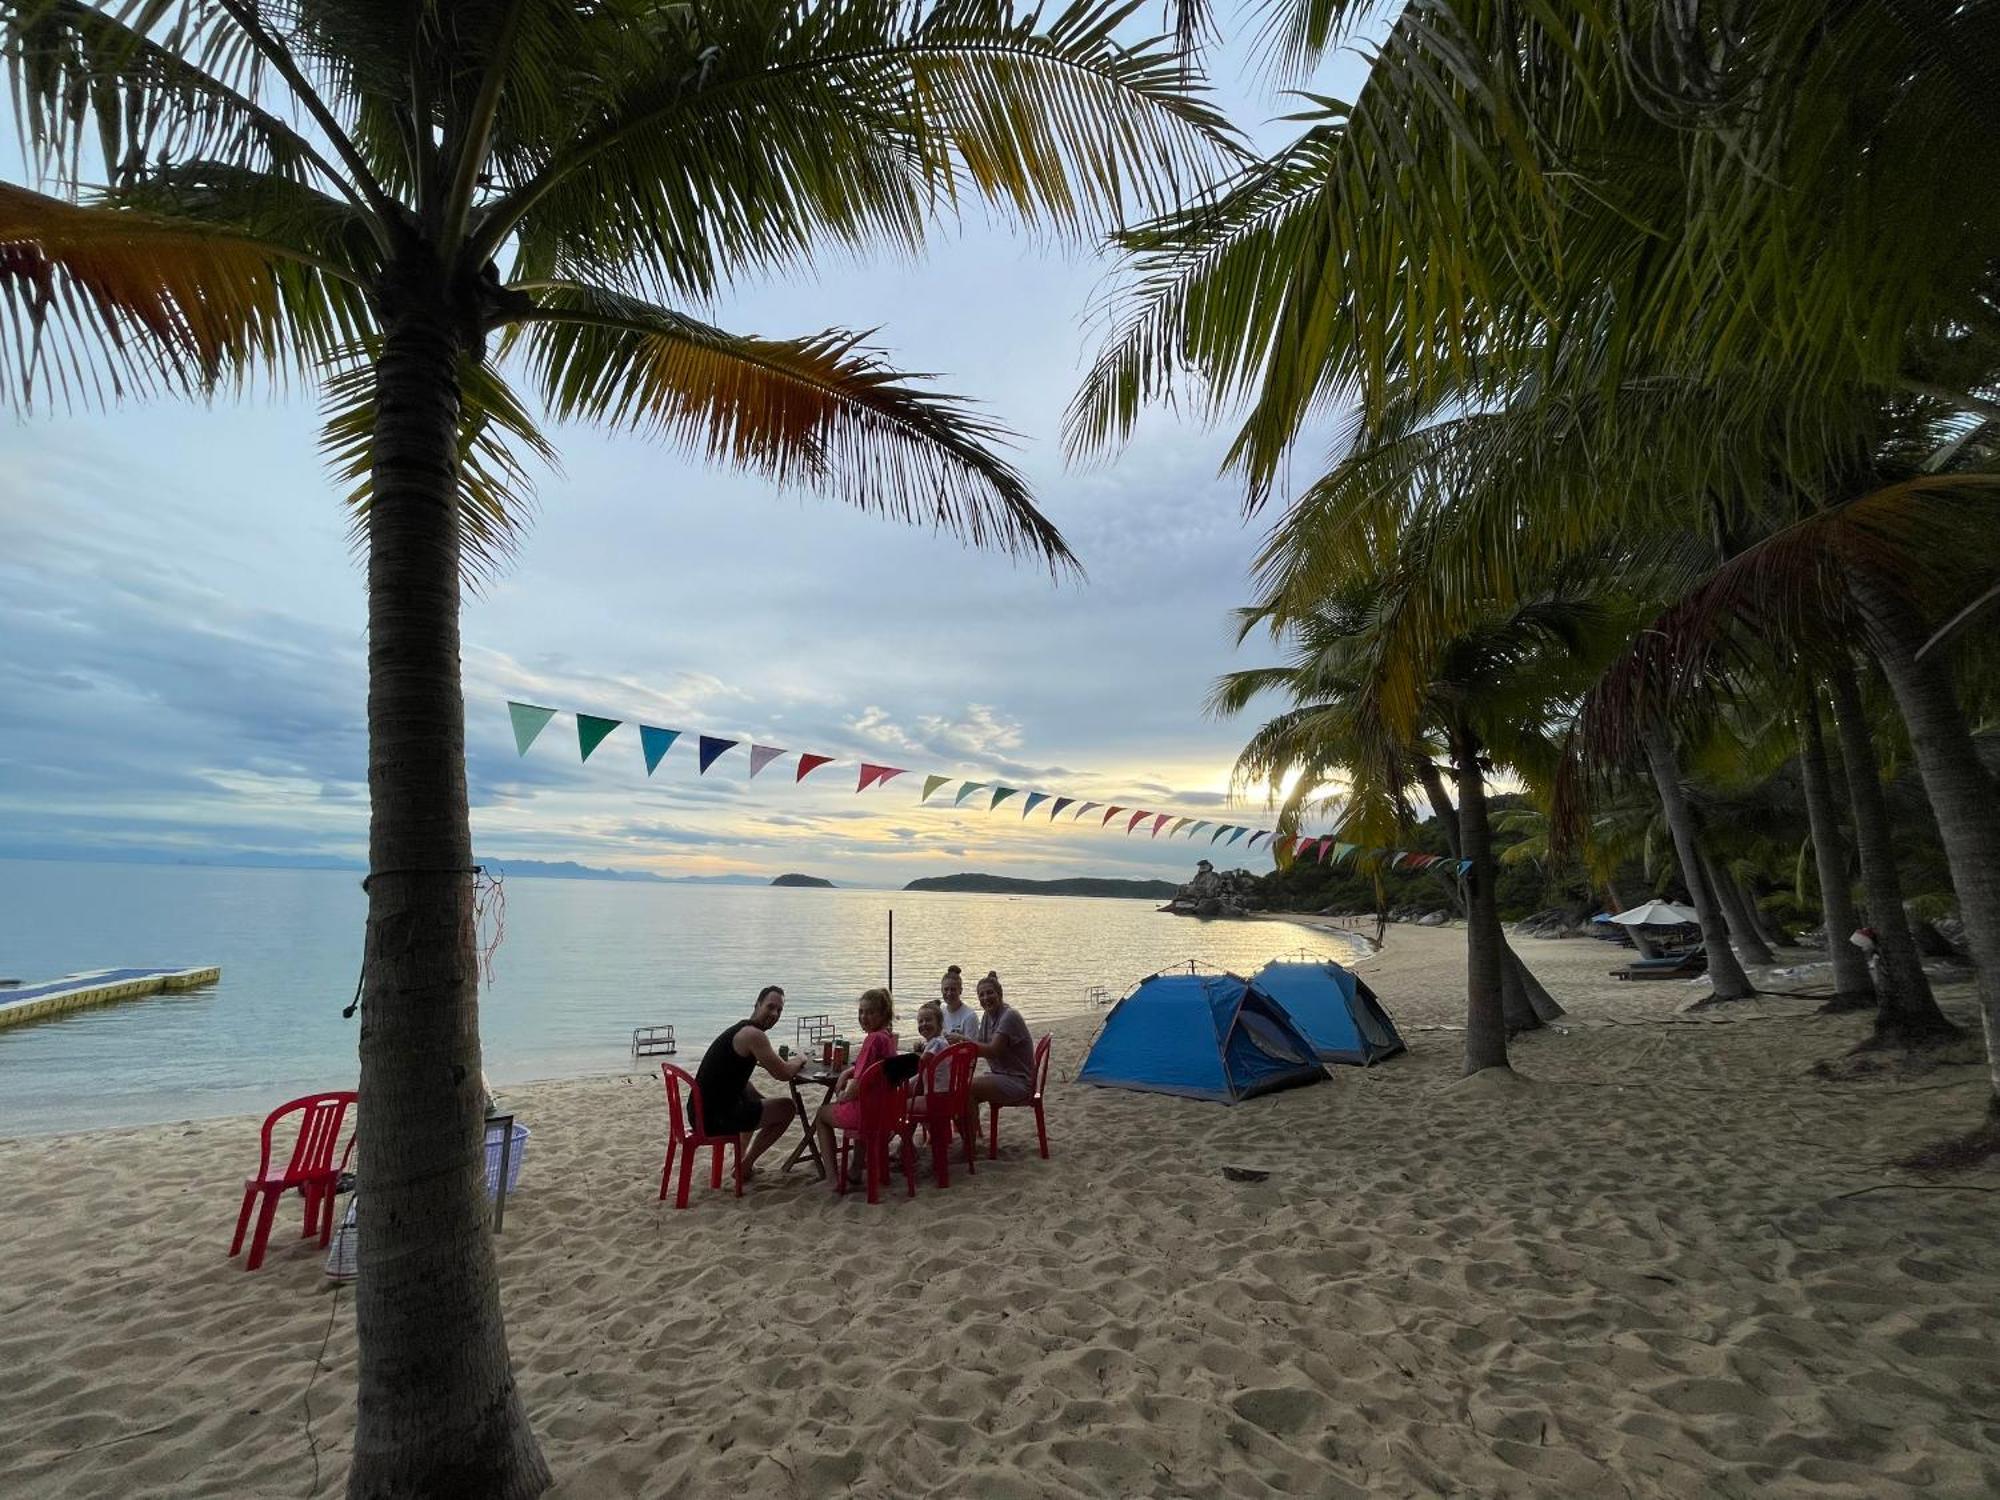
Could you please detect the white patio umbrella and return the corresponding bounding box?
[1601,900,1699,927]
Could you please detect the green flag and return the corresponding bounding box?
[508,701,556,756]
[577,713,621,761]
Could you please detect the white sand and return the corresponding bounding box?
[4,925,1998,1498]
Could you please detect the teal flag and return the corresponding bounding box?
[508,701,556,756]
[991,786,1018,810]
[954,781,987,806]
[1210,824,1230,843]
[1226,827,1247,845]
[577,714,621,761]
[1021,792,1049,818]
[639,725,680,774]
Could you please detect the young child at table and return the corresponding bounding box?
[814,987,897,1191]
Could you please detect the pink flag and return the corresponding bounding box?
[1126,809,1150,833]
[1149,813,1171,837]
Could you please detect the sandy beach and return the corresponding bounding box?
[3,923,1997,1498]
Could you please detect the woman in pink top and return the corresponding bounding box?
[814,987,897,1188]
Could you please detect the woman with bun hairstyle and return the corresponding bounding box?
[938,963,978,1041]
[963,970,1034,1144]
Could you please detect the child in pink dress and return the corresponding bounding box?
[815,987,897,1187]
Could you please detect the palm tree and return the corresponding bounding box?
[1074,0,2000,1110]
[1215,566,1605,1074]
[1,4,1234,1493]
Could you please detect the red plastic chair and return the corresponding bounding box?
[659,1063,744,1209]
[988,1035,1052,1161]
[835,1060,916,1203]
[228,1091,356,1271]
[904,1042,978,1188]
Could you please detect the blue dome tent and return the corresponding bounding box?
[1077,970,1329,1103]
[1251,959,1405,1066]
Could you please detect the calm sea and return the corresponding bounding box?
[0,860,1364,1137]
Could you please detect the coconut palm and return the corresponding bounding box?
[1215,559,1610,1073]
[0,3,1235,1493]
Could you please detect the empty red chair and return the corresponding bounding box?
[835,1060,916,1203]
[905,1041,978,1188]
[988,1035,1052,1160]
[659,1063,744,1208]
[229,1091,357,1271]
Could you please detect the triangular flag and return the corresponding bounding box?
[1051,797,1075,820]
[1103,805,1125,826]
[1078,802,1102,820]
[858,763,904,792]
[920,774,952,803]
[578,714,621,761]
[1021,792,1049,818]
[748,744,786,778]
[1189,821,1210,838]
[1126,809,1150,833]
[1333,842,1358,863]
[1170,817,1193,838]
[1226,827,1247,845]
[1210,824,1231,844]
[698,735,737,773]
[1459,859,1474,875]
[1150,813,1171,837]
[1315,836,1336,863]
[508,702,557,756]
[990,786,1018,810]
[639,725,680,774]
[954,781,988,806]
[1248,831,1269,848]
[796,753,833,782]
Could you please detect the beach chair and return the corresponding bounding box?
[228,1091,356,1271]
[987,1035,1053,1161]
[658,1063,743,1209]
[1610,948,1707,981]
[835,1060,916,1204]
[904,1041,978,1189]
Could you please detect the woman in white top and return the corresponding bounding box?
[938,964,979,1041]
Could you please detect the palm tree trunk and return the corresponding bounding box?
[1452,722,1510,1072]
[1640,721,1756,1000]
[1417,759,1562,1026]
[1825,658,1958,1046]
[1702,851,1775,967]
[1798,695,1874,1009]
[1848,579,1993,1080]
[349,299,552,1500]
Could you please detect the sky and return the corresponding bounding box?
[0,19,1371,889]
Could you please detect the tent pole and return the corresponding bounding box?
[888,908,894,990]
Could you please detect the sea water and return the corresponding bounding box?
[0,859,1365,1136]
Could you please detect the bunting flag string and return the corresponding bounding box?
[505,699,1470,875]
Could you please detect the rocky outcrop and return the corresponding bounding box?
[1161,860,1267,918]
[1510,906,1594,940]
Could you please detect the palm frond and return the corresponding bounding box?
[321,347,557,583]
[505,283,1076,574]
[0,181,363,407]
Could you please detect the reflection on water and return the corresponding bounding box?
[0,861,1363,1136]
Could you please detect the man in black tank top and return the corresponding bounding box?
[692,985,807,1173]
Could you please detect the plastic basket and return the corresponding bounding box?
[483,1121,530,1198]
[325,1196,358,1284]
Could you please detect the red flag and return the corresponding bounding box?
[1126,809,1150,833]
[1102,805,1125,826]
[796,753,833,782]
[1149,813,1171,837]
[857,763,905,792]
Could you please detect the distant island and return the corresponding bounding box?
[904,873,1179,899]
[771,873,836,888]
[478,859,667,883]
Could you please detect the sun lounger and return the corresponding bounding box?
[1609,949,1706,981]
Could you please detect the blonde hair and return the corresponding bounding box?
[916,999,943,1032]
[858,986,894,1030]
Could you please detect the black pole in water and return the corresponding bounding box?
[888,908,894,989]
